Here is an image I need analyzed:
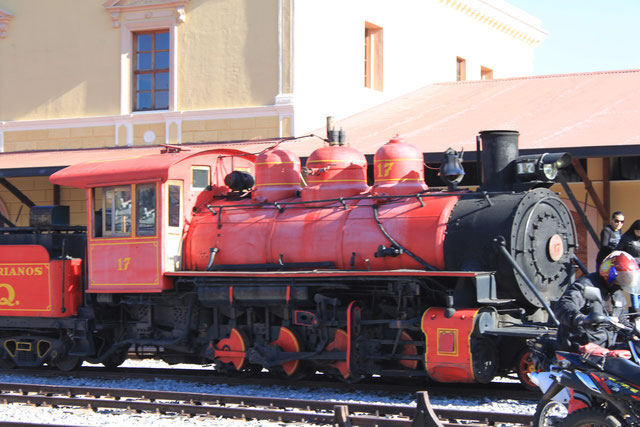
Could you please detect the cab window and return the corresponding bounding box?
[136,183,156,236]
[102,185,132,236]
[92,188,103,237]
[168,184,181,228]
[192,166,210,190]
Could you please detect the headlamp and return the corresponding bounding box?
[515,152,571,183]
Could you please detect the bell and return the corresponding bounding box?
[439,148,465,190]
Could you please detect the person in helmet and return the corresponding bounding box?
[617,220,640,312]
[554,251,640,352]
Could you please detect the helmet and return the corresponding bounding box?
[599,251,640,294]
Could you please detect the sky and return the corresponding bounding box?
[507,0,640,75]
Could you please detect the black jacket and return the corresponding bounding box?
[554,273,626,351]
[597,225,622,266]
[617,234,640,264]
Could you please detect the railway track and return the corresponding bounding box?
[0,382,534,426]
[0,365,540,401]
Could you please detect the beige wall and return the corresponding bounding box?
[0,0,281,121]
[582,158,638,230]
[3,126,115,151]
[554,177,640,234]
[179,0,279,110]
[0,177,85,227]
[181,116,281,143]
[0,0,287,151]
[552,176,640,271]
[590,181,640,232]
[2,118,280,151]
[0,0,120,121]
[281,0,292,94]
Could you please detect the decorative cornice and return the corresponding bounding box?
[440,0,548,46]
[0,104,295,132]
[0,7,14,39]
[103,0,189,28]
[0,103,295,148]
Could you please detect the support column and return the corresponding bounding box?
[603,157,610,220]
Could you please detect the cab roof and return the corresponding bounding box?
[49,147,252,188]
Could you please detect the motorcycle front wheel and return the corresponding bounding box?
[560,408,622,427]
[534,399,567,426]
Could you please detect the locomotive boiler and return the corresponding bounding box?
[0,128,576,386]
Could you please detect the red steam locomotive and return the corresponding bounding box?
[0,129,575,385]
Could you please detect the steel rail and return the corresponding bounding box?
[0,382,534,426]
[2,366,541,400]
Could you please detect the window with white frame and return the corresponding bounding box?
[104,0,187,115]
[134,30,170,111]
[101,185,132,237]
[364,22,383,91]
[456,57,466,81]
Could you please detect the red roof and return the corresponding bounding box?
[298,69,640,160]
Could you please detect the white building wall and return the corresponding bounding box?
[291,0,546,135]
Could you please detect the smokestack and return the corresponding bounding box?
[478,130,519,191]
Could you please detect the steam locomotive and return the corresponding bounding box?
[0,129,576,385]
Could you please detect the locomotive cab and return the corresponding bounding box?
[50,147,255,293]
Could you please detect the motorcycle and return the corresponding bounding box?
[529,286,640,426]
[528,333,569,426]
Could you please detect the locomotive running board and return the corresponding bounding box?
[475,274,515,304]
[482,327,555,338]
[169,270,513,305]
[167,270,492,278]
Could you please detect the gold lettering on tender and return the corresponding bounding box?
[0,265,45,276]
[0,283,18,306]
